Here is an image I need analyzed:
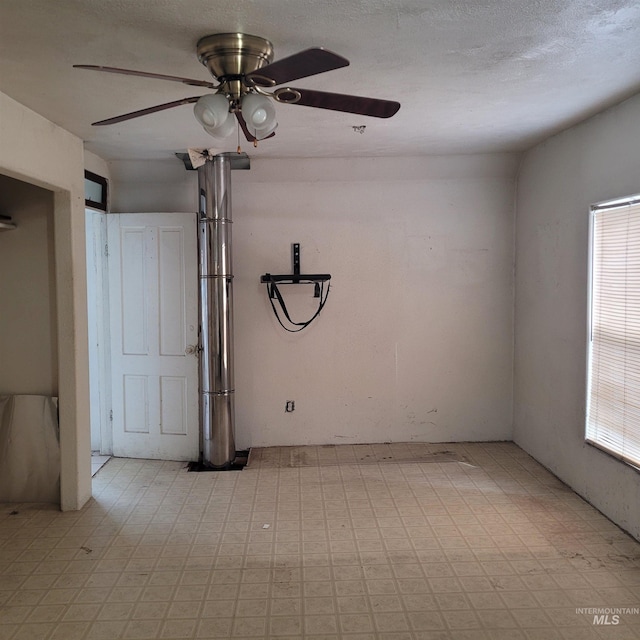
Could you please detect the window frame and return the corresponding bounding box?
[586,194,640,472]
[84,170,108,212]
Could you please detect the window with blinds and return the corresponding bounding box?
[586,196,640,469]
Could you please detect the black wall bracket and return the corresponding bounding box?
[260,243,331,298]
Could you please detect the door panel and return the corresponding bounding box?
[108,213,198,460]
[120,227,147,355]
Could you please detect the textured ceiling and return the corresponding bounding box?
[1,0,640,161]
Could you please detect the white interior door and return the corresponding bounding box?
[107,213,199,460]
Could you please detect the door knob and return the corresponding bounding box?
[185,344,197,355]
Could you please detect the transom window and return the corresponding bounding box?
[85,170,107,211]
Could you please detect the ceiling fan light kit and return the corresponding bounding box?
[240,92,278,138]
[75,32,400,145]
[202,115,236,139]
[193,94,232,131]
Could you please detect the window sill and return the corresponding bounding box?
[585,439,640,473]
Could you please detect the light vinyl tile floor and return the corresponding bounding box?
[1,442,639,639]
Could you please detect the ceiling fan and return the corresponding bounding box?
[74,32,401,144]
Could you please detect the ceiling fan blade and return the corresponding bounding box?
[246,48,349,87]
[74,64,217,88]
[276,88,400,118]
[235,111,256,142]
[92,96,202,126]
[235,112,276,142]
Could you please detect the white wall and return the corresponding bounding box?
[514,92,640,540]
[0,91,91,511]
[84,150,111,185]
[0,176,57,394]
[112,153,518,449]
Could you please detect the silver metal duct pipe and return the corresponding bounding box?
[197,154,236,468]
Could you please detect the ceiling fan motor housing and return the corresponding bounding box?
[197,33,274,83]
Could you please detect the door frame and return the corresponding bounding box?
[85,208,113,455]
[86,211,200,460]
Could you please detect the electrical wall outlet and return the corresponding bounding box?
[285,401,295,413]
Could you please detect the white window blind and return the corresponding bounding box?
[587,198,640,468]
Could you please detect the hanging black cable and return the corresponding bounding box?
[260,243,331,332]
[266,280,330,332]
